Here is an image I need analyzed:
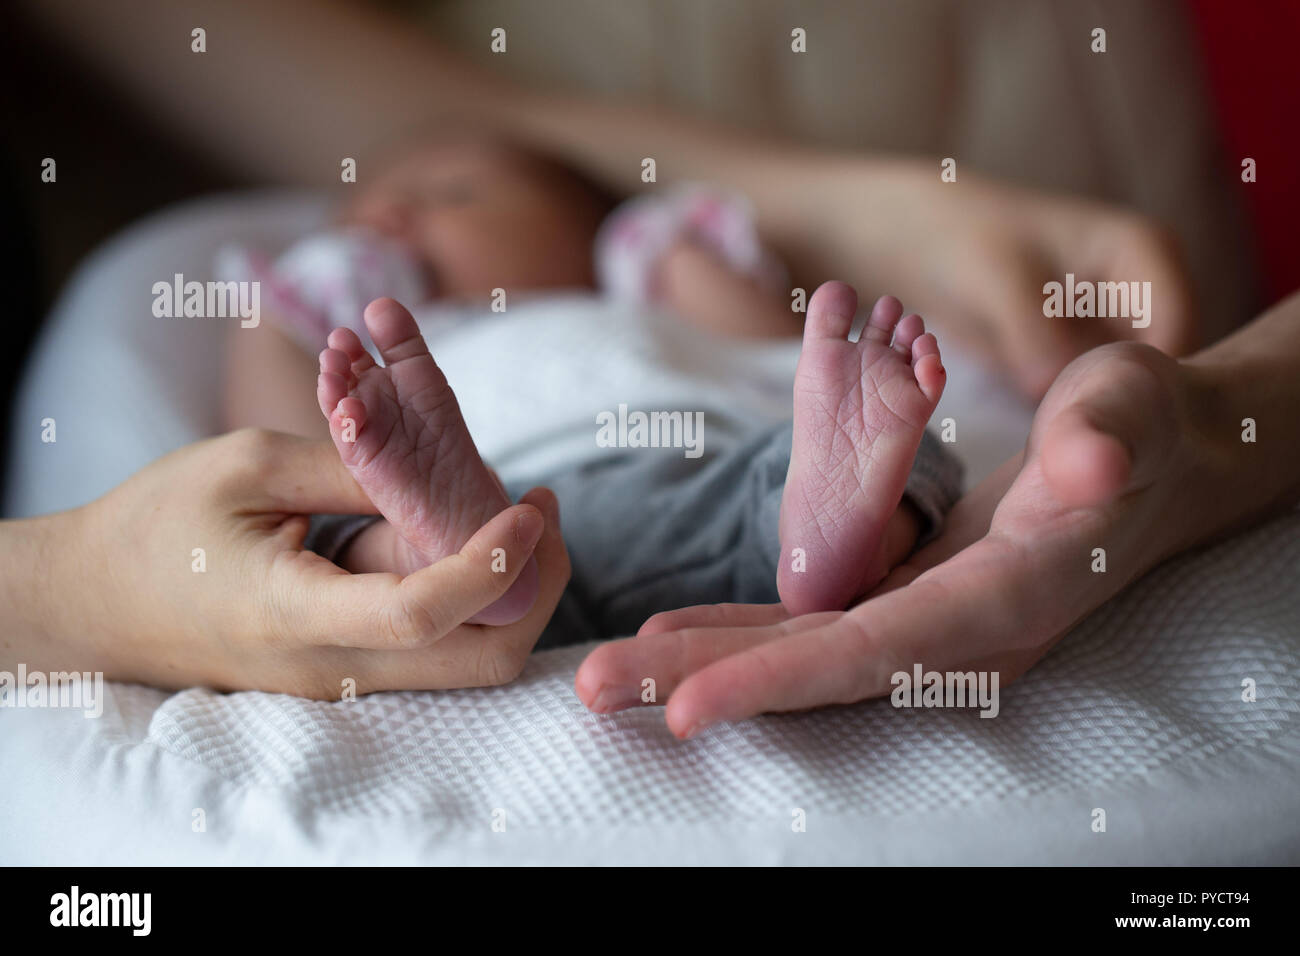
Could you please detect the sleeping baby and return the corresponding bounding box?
[219,133,962,646]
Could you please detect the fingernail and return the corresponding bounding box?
[680,720,708,740]
[513,510,543,548]
[591,686,640,712]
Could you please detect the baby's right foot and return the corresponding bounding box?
[316,297,538,625]
[777,282,947,615]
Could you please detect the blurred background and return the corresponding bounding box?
[2,0,1296,495]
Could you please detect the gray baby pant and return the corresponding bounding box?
[305,422,963,648]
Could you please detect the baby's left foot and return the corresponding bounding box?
[317,297,538,626]
[777,281,947,615]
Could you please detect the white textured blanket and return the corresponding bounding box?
[3,194,1297,865]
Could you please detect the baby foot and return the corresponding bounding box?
[777,281,947,615]
[316,297,538,625]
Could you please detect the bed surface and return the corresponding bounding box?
[3,194,1297,865]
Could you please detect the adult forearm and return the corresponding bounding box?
[20,0,515,184]
[23,0,836,197]
[1186,291,1300,519]
[0,511,77,672]
[504,95,919,288]
[20,0,909,285]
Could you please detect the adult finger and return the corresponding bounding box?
[220,429,379,516]
[966,249,1082,400]
[285,493,557,649]
[1040,208,1200,358]
[637,602,790,637]
[1101,220,1200,356]
[575,612,837,713]
[588,454,1028,719]
[321,489,570,689]
[398,487,571,683]
[387,497,554,647]
[959,638,1064,692]
[663,535,1039,738]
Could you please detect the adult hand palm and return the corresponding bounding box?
[575,344,1200,738]
[64,429,568,697]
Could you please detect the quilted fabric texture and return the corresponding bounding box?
[54,506,1293,863]
[3,194,1296,864]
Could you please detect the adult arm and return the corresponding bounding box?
[1,429,570,697]
[577,289,1300,735]
[20,0,1200,394]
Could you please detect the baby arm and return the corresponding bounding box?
[223,320,329,439]
[597,185,799,340]
[657,237,803,339]
[218,228,427,438]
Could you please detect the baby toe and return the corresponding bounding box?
[317,369,350,419]
[803,281,860,342]
[319,347,355,383]
[861,294,904,346]
[327,327,376,373]
[363,297,430,366]
[911,332,946,404]
[329,395,369,457]
[891,313,926,356]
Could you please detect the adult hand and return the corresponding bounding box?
[794,164,1202,399]
[899,175,1201,398]
[21,0,1202,397]
[10,429,569,698]
[575,340,1266,737]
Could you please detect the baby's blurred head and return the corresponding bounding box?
[342,134,614,302]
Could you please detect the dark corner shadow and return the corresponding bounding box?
[0,7,238,506]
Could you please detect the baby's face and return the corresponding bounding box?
[343,140,600,301]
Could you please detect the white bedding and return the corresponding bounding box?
[3,193,1297,865]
